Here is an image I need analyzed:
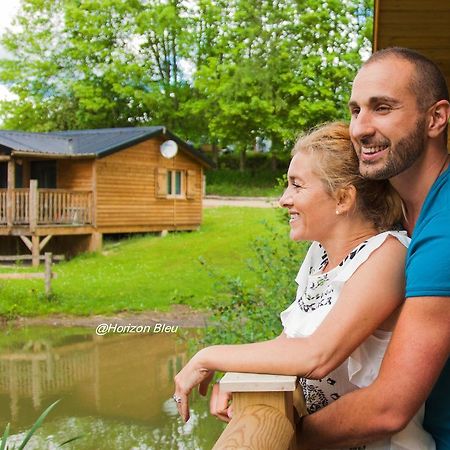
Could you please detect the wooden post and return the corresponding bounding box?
[6,159,15,226]
[31,235,40,267]
[88,232,103,252]
[44,252,52,297]
[213,372,303,450]
[213,404,294,450]
[29,179,38,232]
[91,161,97,226]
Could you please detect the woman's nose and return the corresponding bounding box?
[279,188,292,208]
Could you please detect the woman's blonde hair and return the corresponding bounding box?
[293,121,403,231]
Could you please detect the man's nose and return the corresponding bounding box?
[350,110,376,141]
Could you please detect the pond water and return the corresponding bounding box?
[0,327,225,449]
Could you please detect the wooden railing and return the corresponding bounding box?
[0,182,93,227]
[0,189,6,224]
[13,188,29,224]
[37,189,92,225]
[213,372,307,450]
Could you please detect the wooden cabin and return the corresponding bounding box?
[374,0,450,96]
[0,127,213,265]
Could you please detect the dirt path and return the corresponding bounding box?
[203,195,279,208]
[2,305,209,330]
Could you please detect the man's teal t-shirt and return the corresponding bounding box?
[405,167,450,449]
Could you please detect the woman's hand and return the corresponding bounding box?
[210,382,233,423]
[173,352,215,422]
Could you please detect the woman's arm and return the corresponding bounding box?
[174,237,406,421]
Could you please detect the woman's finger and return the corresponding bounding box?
[210,383,233,422]
[173,392,190,422]
[199,369,215,396]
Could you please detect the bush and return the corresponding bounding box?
[217,151,290,171]
[205,168,286,197]
[200,215,310,345]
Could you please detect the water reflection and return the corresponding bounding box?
[0,328,224,449]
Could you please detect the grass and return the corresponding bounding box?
[205,168,285,197]
[0,207,291,318]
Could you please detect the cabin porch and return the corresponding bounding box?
[0,180,97,266]
[0,182,94,229]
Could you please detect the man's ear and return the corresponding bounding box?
[335,185,357,214]
[428,100,450,139]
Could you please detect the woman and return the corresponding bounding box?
[173,122,434,449]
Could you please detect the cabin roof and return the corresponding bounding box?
[0,127,213,167]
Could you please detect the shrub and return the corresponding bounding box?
[217,151,290,171]
[200,217,309,345]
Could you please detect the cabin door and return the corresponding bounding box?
[30,160,57,188]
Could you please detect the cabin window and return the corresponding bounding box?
[167,170,184,198]
[156,168,196,199]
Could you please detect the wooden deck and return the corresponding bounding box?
[0,181,94,232]
[0,181,96,265]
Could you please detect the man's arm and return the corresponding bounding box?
[297,296,450,449]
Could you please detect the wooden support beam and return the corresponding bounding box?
[0,273,46,279]
[6,160,15,227]
[29,179,38,232]
[0,155,11,161]
[19,235,33,251]
[44,252,52,296]
[39,234,53,251]
[91,160,97,227]
[88,232,102,252]
[32,235,40,267]
[0,254,65,262]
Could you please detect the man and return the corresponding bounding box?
[297,47,450,449]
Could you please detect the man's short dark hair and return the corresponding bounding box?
[365,47,449,111]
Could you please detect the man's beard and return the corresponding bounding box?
[359,117,427,180]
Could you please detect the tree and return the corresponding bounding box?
[0,0,144,130]
[0,0,373,158]
[192,0,373,169]
[0,0,195,132]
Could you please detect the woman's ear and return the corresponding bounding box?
[335,185,357,214]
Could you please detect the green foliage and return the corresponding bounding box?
[206,168,285,197]
[205,150,290,196]
[0,400,81,449]
[217,151,291,171]
[201,217,310,344]
[0,0,374,163]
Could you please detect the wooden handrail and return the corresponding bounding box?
[212,372,306,450]
[0,185,94,227]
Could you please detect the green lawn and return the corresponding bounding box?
[205,168,285,197]
[0,207,292,318]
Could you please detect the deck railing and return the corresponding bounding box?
[213,372,306,450]
[0,190,6,224]
[13,188,29,224]
[37,189,93,225]
[0,182,93,227]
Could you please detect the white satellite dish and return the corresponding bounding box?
[160,140,178,159]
